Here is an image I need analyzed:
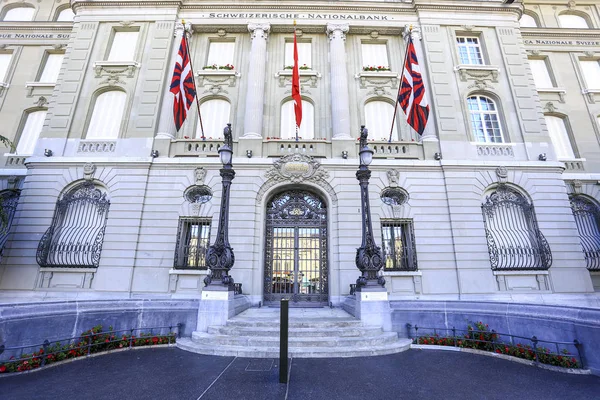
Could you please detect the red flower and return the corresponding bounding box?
[495,349,501,354]
[152,337,159,344]
[0,365,6,373]
[105,339,110,343]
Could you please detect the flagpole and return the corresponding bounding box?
[182,21,206,141]
[294,21,299,142]
[389,26,412,143]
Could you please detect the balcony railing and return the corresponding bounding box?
[263,139,329,158]
[360,140,423,159]
[169,139,222,157]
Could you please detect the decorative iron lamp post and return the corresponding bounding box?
[204,123,236,289]
[355,125,386,290]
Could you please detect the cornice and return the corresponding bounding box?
[0,22,73,32]
[521,28,600,39]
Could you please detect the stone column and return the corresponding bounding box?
[156,22,189,140]
[242,23,270,139]
[327,23,352,139]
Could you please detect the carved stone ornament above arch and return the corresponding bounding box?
[257,154,337,204]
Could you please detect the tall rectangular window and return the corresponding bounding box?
[16,110,47,155]
[456,37,483,65]
[361,43,389,68]
[107,31,139,61]
[381,220,418,271]
[545,116,575,159]
[174,218,211,269]
[528,58,554,89]
[206,41,235,67]
[284,41,311,69]
[580,60,600,89]
[39,53,65,83]
[0,53,13,82]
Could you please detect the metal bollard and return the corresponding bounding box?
[279,299,289,384]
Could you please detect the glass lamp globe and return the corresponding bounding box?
[359,146,374,166]
[219,144,233,166]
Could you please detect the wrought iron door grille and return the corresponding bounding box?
[264,190,328,305]
[381,220,418,271]
[570,195,600,271]
[0,190,20,252]
[481,185,552,270]
[174,217,211,269]
[37,182,110,268]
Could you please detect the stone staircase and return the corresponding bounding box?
[177,307,412,358]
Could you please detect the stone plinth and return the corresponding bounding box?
[196,288,250,332]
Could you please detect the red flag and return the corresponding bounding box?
[170,35,196,131]
[398,35,429,135]
[292,30,302,131]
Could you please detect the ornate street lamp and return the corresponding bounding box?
[355,125,385,290]
[204,123,236,289]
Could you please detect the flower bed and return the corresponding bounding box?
[0,325,177,374]
[203,63,234,70]
[362,65,390,72]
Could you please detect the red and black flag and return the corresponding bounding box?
[398,35,429,135]
[170,35,196,131]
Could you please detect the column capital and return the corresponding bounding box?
[403,25,422,41]
[248,23,270,39]
[327,23,349,40]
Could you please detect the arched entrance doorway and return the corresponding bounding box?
[264,190,329,306]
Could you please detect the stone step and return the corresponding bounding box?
[177,337,413,358]
[191,331,399,348]
[226,318,363,329]
[208,325,384,338]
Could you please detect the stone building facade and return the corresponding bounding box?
[0,0,598,307]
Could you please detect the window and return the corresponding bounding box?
[38,53,64,83]
[37,182,110,268]
[284,41,311,69]
[107,31,139,61]
[365,101,398,141]
[206,41,235,67]
[174,218,211,269]
[467,96,504,143]
[528,59,554,89]
[482,185,552,270]
[580,60,600,90]
[381,220,418,271]
[456,37,483,65]
[56,8,74,22]
[280,99,314,139]
[16,110,46,155]
[0,53,12,82]
[3,7,35,21]
[544,116,575,159]
[86,91,126,139]
[361,43,389,69]
[559,14,589,29]
[519,14,538,28]
[0,190,20,252]
[570,195,600,271]
[198,99,230,139]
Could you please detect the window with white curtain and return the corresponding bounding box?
[519,14,538,28]
[107,31,139,61]
[528,58,554,88]
[544,115,575,159]
[206,42,235,67]
[280,99,314,139]
[361,43,389,68]
[16,110,46,155]
[56,8,74,22]
[0,53,12,82]
[580,60,600,89]
[3,7,35,21]
[456,37,484,65]
[468,96,504,143]
[284,42,312,69]
[365,101,398,141]
[86,91,126,139]
[38,53,64,83]
[198,99,230,139]
[559,14,589,28]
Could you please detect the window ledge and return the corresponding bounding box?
[382,270,421,277]
[454,65,499,82]
[582,88,600,94]
[197,70,240,77]
[471,141,516,146]
[25,82,56,88]
[354,71,398,79]
[537,87,566,93]
[94,61,139,78]
[169,269,207,275]
[276,70,321,78]
[492,270,549,276]
[0,82,9,96]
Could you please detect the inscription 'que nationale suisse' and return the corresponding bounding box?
[0,33,70,39]
[524,39,600,46]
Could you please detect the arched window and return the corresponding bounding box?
[2,6,35,22]
[56,8,74,22]
[467,95,504,143]
[37,181,110,268]
[198,99,230,139]
[544,115,575,159]
[570,195,600,271]
[86,91,126,139]
[365,101,398,141]
[16,110,46,155]
[0,190,20,252]
[559,14,589,29]
[482,185,552,270]
[280,99,314,139]
[520,14,538,28]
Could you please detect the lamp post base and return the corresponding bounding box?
[353,286,391,331]
[196,287,250,332]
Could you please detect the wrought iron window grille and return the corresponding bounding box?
[481,185,552,271]
[0,190,20,253]
[569,195,600,271]
[174,217,211,270]
[37,182,110,269]
[380,219,418,271]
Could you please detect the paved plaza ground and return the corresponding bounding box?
[1,347,599,400]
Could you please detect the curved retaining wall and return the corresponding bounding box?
[0,299,199,348]
[390,300,600,376]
